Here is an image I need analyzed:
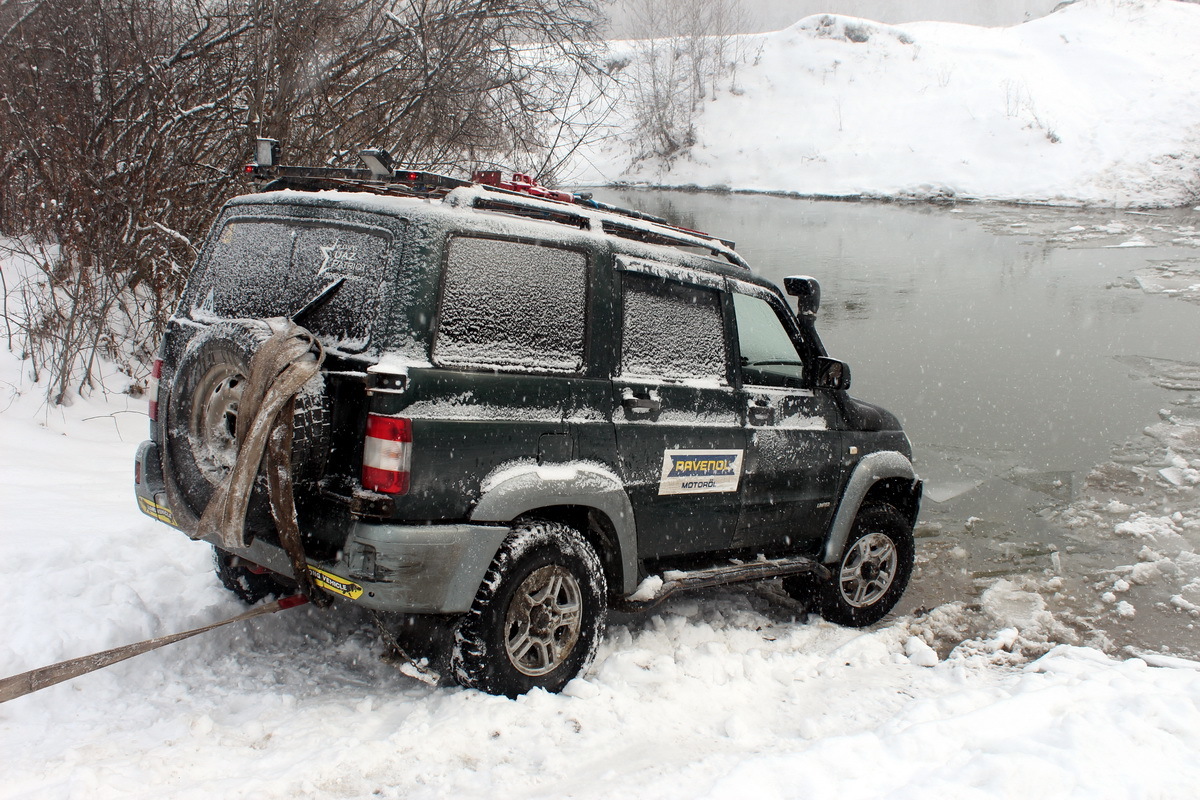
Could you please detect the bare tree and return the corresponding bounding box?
[621,0,756,167]
[0,0,608,403]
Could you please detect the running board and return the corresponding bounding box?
[616,556,832,612]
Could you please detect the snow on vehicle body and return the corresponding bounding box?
[134,149,921,696]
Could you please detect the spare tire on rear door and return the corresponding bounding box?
[162,320,330,536]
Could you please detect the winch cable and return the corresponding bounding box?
[196,320,330,607]
[0,595,309,704]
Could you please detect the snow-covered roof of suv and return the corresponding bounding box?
[240,158,750,270]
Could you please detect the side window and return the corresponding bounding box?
[621,273,728,383]
[732,292,806,387]
[434,236,588,373]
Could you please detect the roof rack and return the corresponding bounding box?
[242,140,747,269]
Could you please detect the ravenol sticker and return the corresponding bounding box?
[308,567,364,600]
[658,449,744,495]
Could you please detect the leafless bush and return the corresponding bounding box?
[622,0,757,167]
[0,0,607,403]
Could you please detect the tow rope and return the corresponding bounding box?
[0,595,308,704]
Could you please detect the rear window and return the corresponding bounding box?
[187,217,395,351]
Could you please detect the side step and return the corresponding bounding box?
[616,555,832,612]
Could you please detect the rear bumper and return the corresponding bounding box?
[134,440,507,614]
[135,441,178,527]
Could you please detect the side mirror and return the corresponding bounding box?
[815,357,851,391]
[784,275,821,317]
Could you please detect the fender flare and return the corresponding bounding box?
[822,450,917,564]
[470,462,639,595]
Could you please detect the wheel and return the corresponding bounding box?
[213,547,294,604]
[805,504,914,627]
[163,321,329,527]
[451,520,607,697]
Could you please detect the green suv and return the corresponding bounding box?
[134,147,922,697]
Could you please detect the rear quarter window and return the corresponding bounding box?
[433,236,588,373]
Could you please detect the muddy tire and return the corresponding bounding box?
[213,547,294,604]
[163,321,329,527]
[808,504,914,627]
[451,521,607,698]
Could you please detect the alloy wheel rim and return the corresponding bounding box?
[504,564,583,677]
[838,532,898,608]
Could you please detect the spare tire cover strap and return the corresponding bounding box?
[197,322,325,601]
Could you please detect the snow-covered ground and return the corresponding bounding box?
[3,1,1200,790]
[2,342,1200,797]
[575,0,1200,208]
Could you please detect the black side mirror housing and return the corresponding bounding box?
[815,357,851,391]
[784,275,821,317]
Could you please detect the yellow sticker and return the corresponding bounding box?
[138,496,177,527]
[308,567,364,600]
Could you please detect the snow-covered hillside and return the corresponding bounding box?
[576,0,1200,207]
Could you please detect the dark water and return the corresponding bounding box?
[595,191,1196,482]
[594,189,1200,653]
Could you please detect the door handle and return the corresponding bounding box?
[621,388,662,413]
[748,403,774,426]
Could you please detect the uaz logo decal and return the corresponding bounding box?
[658,449,744,495]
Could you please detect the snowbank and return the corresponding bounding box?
[3,348,1200,797]
[576,0,1200,208]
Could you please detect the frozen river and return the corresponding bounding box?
[595,189,1200,657]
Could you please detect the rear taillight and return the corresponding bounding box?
[362,414,411,494]
[148,358,163,422]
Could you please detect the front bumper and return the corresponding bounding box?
[135,440,508,614]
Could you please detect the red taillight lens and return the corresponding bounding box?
[148,358,163,422]
[362,414,411,494]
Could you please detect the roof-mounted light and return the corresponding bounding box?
[470,170,573,203]
[255,138,279,168]
[358,149,394,179]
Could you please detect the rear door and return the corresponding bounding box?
[611,259,746,558]
[399,234,606,520]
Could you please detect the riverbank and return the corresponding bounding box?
[573,0,1200,208]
